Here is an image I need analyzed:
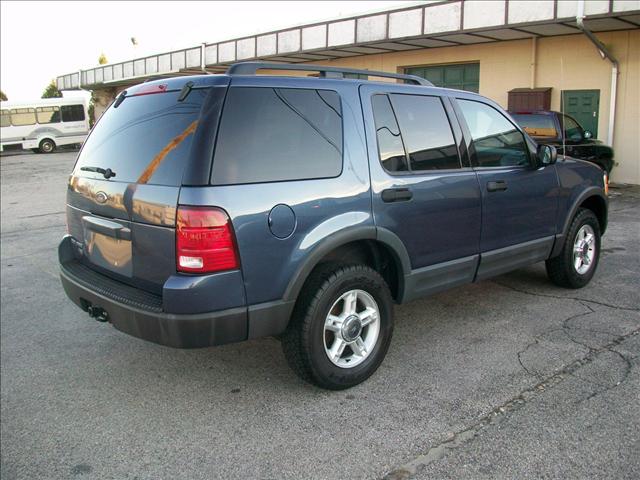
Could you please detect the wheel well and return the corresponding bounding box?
[312,240,402,301]
[580,195,607,234]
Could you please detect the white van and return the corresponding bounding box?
[0,98,89,153]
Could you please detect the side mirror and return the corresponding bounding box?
[537,144,557,167]
[583,130,593,139]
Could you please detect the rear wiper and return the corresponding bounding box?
[177,81,194,102]
[113,90,127,108]
[80,166,116,179]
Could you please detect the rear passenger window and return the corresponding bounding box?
[10,108,36,126]
[36,106,60,124]
[458,99,530,168]
[371,93,461,173]
[372,95,408,172]
[0,110,10,127]
[211,87,342,185]
[390,94,460,171]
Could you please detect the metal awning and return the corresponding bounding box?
[57,0,640,90]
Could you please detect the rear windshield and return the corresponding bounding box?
[510,113,558,138]
[74,89,208,186]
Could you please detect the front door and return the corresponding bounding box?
[360,84,482,300]
[453,97,559,280]
[562,90,599,138]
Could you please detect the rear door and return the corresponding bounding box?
[66,82,225,294]
[360,84,482,299]
[453,97,559,280]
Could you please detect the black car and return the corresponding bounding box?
[509,110,614,174]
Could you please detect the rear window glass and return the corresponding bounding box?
[372,95,408,172]
[0,110,10,127]
[36,106,60,124]
[390,94,460,171]
[211,87,342,185]
[61,104,85,122]
[10,108,36,126]
[511,114,557,138]
[75,89,208,186]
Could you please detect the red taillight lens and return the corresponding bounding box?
[176,206,239,274]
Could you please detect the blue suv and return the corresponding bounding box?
[59,63,608,389]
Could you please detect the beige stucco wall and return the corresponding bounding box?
[312,30,639,185]
[90,29,639,183]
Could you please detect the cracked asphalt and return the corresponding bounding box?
[1,151,639,479]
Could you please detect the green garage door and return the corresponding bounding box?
[406,63,480,92]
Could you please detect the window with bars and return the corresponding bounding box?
[405,63,480,93]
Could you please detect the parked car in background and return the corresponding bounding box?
[509,110,614,174]
[59,63,608,390]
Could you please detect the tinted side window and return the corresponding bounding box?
[561,114,583,141]
[36,106,61,124]
[61,104,85,122]
[371,95,408,172]
[458,100,530,168]
[10,108,36,126]
[390,94,460,170]
[511,114,557,138]
[0,109,10,127]
[212,87,342,185]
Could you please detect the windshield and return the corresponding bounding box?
[74,89,208,186]
[511,114,557,138]
[561,114,584,142]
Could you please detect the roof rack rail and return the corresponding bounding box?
[226,62,433,86]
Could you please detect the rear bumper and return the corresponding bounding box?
[59,235,247,348]
[60,266,247,348]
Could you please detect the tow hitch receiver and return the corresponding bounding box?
[82,299,109,322]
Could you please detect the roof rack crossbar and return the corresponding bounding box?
[226,62,433,86]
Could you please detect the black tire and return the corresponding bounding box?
[282,264,394,390]
[546,208,601,289]
[39,138,56,154]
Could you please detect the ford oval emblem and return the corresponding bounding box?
[95,191,108,204]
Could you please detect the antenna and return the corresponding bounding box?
[560,56,566,160]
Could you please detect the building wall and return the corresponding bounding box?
[313,30,639,185]
[89,30,639,184]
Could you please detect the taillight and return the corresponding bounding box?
[176,206,239,274]
[604,172,609,196]
[133,83,168,96]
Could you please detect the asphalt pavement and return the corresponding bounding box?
[1,151,638,479]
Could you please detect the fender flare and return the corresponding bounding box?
[551,187,608,258]
[282,226,412,304]
[562,187,608,235]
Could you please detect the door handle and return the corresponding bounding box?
[487,180,508,192]
[381,188,413,203]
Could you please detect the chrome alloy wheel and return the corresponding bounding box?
[323,289,380,369]
[573,224,596,275]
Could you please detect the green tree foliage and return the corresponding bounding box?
[42,80,62,99]
[0,90,7,101]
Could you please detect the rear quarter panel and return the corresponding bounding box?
[179,77,371,306]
